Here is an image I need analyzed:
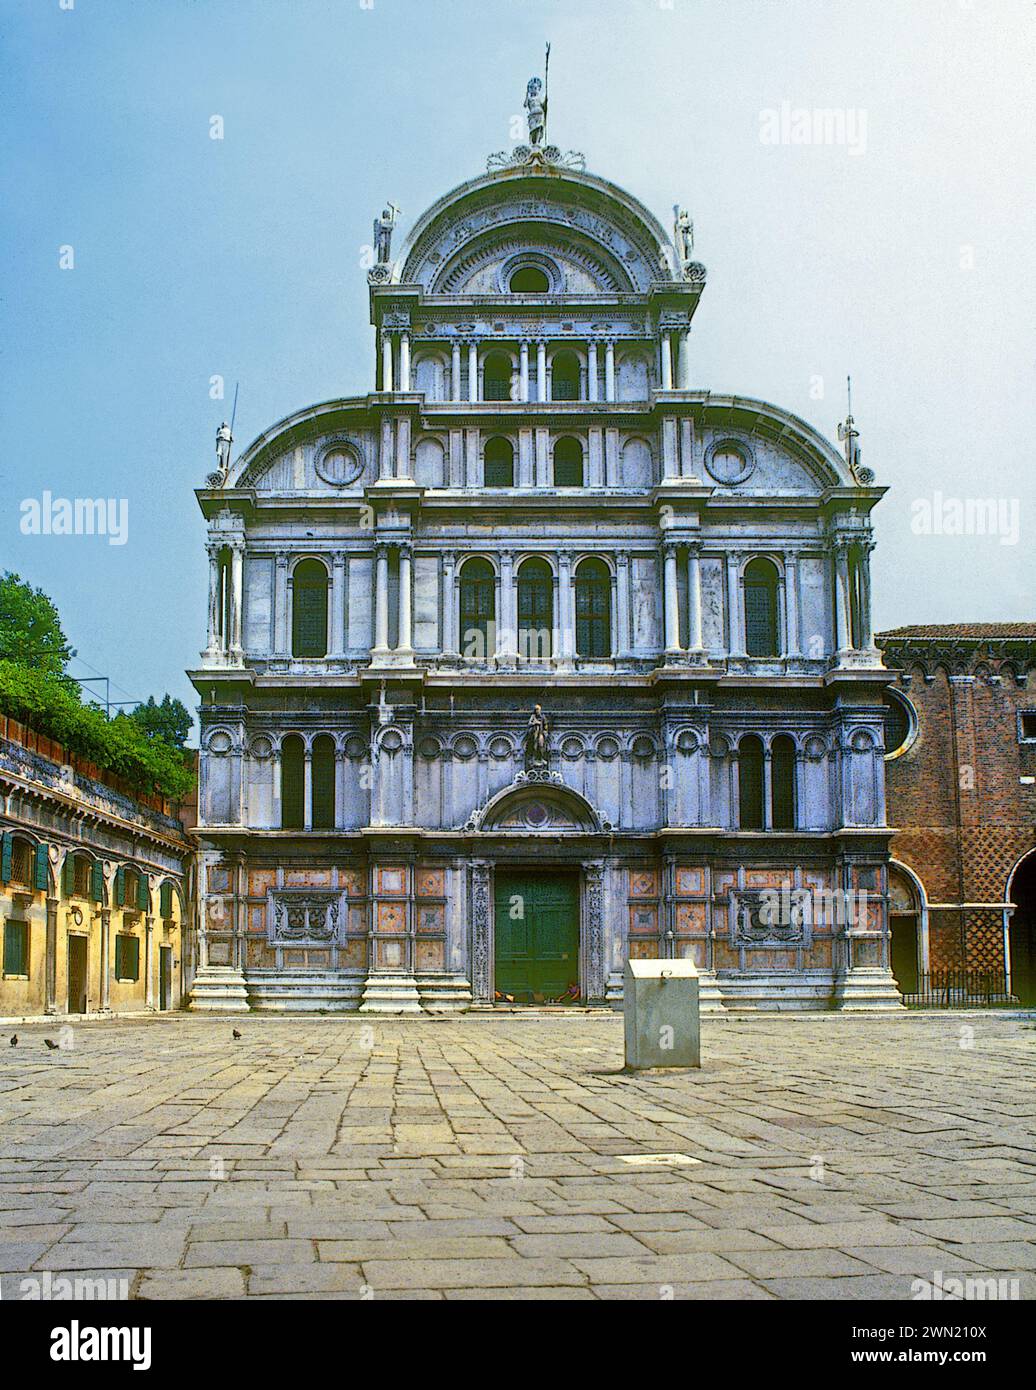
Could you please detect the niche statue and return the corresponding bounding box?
[524,704,550,771]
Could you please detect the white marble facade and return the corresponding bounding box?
[188,132,902,1014]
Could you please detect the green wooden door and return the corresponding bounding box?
[495,871,580,1003]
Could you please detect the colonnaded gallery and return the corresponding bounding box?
[189,81,902,1014]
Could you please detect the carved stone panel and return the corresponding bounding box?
[267,889,343,945]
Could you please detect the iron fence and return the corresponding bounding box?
[903,968,1014,1008]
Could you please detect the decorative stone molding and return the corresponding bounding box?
[583,860,606,1001]
[471,862,492,1003]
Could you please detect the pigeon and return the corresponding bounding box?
[44,1039,59,1051]
[232,1029,242,1040]
[9,1035,17,1047]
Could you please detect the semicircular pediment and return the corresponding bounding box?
[398,169,675,294]
[475,780,605,834]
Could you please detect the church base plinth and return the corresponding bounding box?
[359,972,423,1014]
[415,973,472,1013]
[833,967,905,1011]
[188,967,251,1013]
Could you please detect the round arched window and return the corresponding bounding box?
[510,266,550,293]
[883,688,917,759]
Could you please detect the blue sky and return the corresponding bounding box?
[1,0,1032,735]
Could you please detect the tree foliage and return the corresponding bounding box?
[0,573,194,801]
[125,694,192,749]
[0,571,74,679]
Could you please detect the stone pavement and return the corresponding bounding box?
[0,1011,1033,1300]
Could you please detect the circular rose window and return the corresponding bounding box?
[705,437,756,485]
[315,442,364,487]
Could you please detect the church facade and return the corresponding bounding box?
[188,91,902,1014]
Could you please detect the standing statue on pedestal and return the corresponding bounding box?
[524,76,547,146]
[674,207,694,270]
[208,421,233,487]
[524,704,550,772]
[373,206,399,265]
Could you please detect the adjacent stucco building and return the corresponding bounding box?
[189,99,902,1014]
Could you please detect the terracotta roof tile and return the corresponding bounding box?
[877,624,1036,641]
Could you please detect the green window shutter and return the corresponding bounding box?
[0,833,12,885]
[160,881,172,918]
[114,866,125,906]
[115,935,139,981]
[90,860,103,903]
[63,855,76,896]
[34,842,49,893]
[4,921,27,976]
[137,873,149,911]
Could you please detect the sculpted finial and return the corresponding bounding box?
[373,204,400,266]
[837,377,874,484]
[525,43,550,146]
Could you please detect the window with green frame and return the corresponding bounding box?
[3,920,29,977]
[115,934,140,981]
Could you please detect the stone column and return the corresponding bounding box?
[726,552,743,657]
[587,340,599,402]
[204,546,221,657]
[663,542,682,658]
[451,341,462,401]
[857,543,874,649]
[271,748,282,828]
[687,542,704,653]
[519,340,530,402]
[558,553,575,660]
[395,415,412,481]
[303,745,313,831]
[373,543,390,654]
[99,907,111,1012]
[615,551,631,658]
[678,329,692,389]
[144,913,155,1009]
[379,416,394,481]
[274,552,289,656]
[45,895,58,1015]
[762,746,774,831]
[381,332,394,392]
[229,544,244,659]
[536,339,547,402]
[399,332,411,391]
[834,542,852,652]
[499,551,516,661]
[441,550,457,655]
[330,551,346,658]
[468,340,478,404]
[397,542,413,653]
[660,332,673,390]
[784,554,800,657]
[604,340,616,401]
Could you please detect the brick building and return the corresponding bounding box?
[877,625,1036,1003]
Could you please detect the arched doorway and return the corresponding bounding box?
[1008,851,1036,1004]
[888,864,925,997]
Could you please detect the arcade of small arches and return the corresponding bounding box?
[202,723,879,837]
[379,337,680,401]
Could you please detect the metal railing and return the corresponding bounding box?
[903,968,1014,1008]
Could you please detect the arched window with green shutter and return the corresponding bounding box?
[292,560,329,658]
[160,881,173,918]
[114,866,126,907]
[0,832,13,884]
